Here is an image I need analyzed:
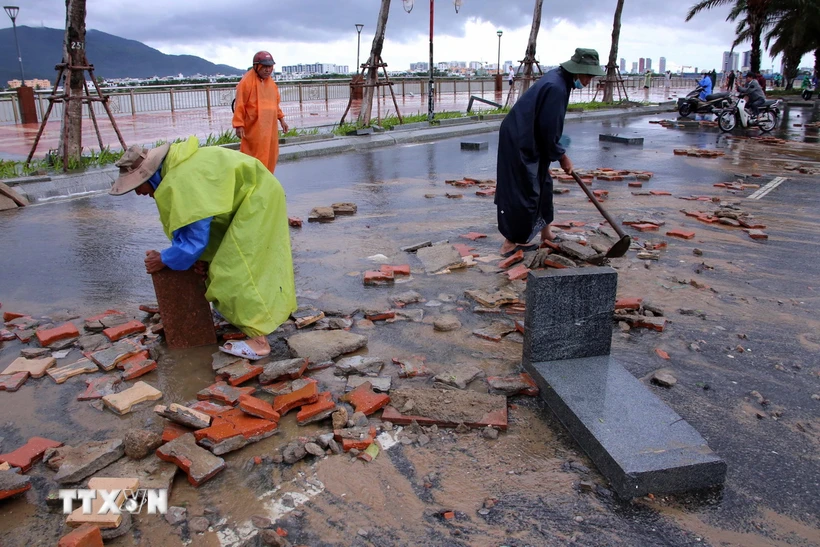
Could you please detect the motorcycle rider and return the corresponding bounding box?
[698,71,712,100]
[736,72,766,117]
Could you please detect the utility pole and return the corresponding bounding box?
[59,0,87,163]
[358,0,390,126]
[428,0,434,122]
[603,0,625,103]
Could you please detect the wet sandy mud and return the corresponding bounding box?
[0,110,819,546]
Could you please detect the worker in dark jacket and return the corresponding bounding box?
[495,48,604,256]
[737,72,766,115]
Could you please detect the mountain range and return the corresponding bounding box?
[0,26,244,85]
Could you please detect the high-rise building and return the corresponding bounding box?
[638,58,645,73]
[721,51,739,73]
[741,50,752,71]
[619,58,626,72]
[659,57,666,73]
[631,62,638,73]
[646,58,652,72]
[469,61,482,70]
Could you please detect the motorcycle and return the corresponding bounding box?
[716,96,782,133]
[677,86,731,117]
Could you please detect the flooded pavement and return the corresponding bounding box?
[1,107,819,546]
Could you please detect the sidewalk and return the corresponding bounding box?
[4,103,675,204]
[0,86,688,161]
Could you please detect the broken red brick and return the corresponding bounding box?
[288,217,303,228]
[520,373,540,396]
[139,303,160,314]
[272,381,319,416]
[196,381,255,405]
[452,243,479,258]
[194,407,278,449]
[505,264,531,281]
[631,223,660,232]
[655,348,670,360]
[379,264,410,276]
[628,182,643,188]
[15,329,34,343]
[0,372,29,392]
[476,188,495,197]
[84,310,125,322]
[442,511,455,520]
[296,391,336,424]
[364,310,395,321]
[57,523,104,547]
[161,421,193,443]
[238,394,280,421]
[649,190,672,196]
[35,322,80,347]
[615,298,642,310]
[634,317,667,332]
[514,320,525,334]
[334,427,377,451]
[363,270,394,285]
[156,433,225,487]
[221,332,247,341]
[592,189,609,198]
[498,249,524,269]
[0,437,63,472]
[747,229,768,240]
[542,258,570,269]
[540,240,560,251]
[216,361,264,386]
[103,320,146,342]
[460,232,487,241]
[77,375,121,401]
[666,229,696,240]
[341,381,390,416]
[120,358,157,381]
[189,400,231,416]
[0,329,15,341]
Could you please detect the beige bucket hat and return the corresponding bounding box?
[109,143,171,196]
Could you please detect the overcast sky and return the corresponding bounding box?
[7,0,811,73]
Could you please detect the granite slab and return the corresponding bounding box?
[524,355,726,498]
[599,134,644,145]
[523,268,617,363]
[151,269,216,349]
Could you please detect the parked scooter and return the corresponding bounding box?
[677,86,731,117]
[716,96,782,133]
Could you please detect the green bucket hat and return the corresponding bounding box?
[560,48,605,76]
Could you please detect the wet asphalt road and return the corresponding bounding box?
[0,106,819,546]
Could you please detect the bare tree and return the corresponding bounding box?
[58,0,87,163]
[603,0,626,103]
[520,0,543,91]
[358,0,391,126]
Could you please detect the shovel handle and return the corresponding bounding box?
[569,171,628,239]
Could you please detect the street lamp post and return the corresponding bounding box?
[355,23,364,71]
[428,0,434,122]
[4,5,25,83]
[496,30,503,76]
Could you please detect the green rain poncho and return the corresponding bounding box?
[154,136,296,337]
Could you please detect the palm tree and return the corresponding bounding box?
[764,0,820,88]
[686,0,773,73]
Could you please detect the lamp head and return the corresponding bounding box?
[497,30,503,37]
[4,6,20,22]
[355,23,364,33]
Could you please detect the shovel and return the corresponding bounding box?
[569,170,632,258]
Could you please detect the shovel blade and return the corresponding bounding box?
[605,235,632,258]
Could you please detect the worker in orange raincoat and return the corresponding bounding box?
[232,51,289,173]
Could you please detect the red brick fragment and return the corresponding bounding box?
[194,407,278,446]
[196,381,255,405]
[666,229,696,240]
[35,323,80,347]
[139,303,160,314]
[58,523,104,547]
[189,400,231,416]
[442,511,455,520]
[272,381,319,416]
[364,310,395,321]
[498,250,524,269]
[222,332,247,341]
[161,422,193,443]
[631,223,660,232]
[452,243,479,258]
[0,372,29,392]
[216,361,264,386]
[520,373,540,396]
[380,264,410,276]
[363,270,394,285]
[103,320,146,342]
[593,189,609,197]
[505,264,531,281]
[747,229,768,240]
[0,437,63,472]
[655,348,670,360]
[476,188,495,197]
[2,312,27,322]
[288,217,303,227]
[649,190,672,196]
[296,391,336,424]
[628,182,643,188]
[540,240,560,251]
[120,358,157,381]
[84,310,125,322]
[615,298,642,310]
[341,381,390,416]
[238,394,280,421]
[15,329,34,343]
[460,232,487,241]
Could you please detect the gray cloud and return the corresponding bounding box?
[16,0,735,48]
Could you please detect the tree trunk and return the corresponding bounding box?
[357,0,390,126]
[782,47,801,90]
[58,0,87,165]
[521,0,543,91]
[814,48,819,80]
[750,23,762,74]
[603,0,626,103]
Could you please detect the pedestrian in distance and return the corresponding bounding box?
[726,70,736,92]
[644,70,651,89]
[109,137,298,360]
[495,48,605,256]
[508,65,516,87]
[756,72,767,91]
[232,51,289,173]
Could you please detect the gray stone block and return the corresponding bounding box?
[460,141,488,151]
[523,268,617,363]
[599,134,644,145]
[437,117,473,126]
[524,355,726,498]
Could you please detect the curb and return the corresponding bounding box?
[5,105,675,205]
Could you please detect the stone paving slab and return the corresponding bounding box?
[47,358,99,384]
[47,439,125,484]
[524,355,726,498]
[2,356,56,378]
[156,433,225,487]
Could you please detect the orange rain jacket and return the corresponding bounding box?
[232,70,285,173]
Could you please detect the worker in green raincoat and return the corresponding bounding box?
[109,136,297,360]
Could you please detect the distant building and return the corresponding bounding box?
[410,62,429,72]
[619,58,626,72]
[6,78,51,89]
[503,61,514,73]
[741,50,752,72]
[631,62,638,74]
[638,58,645,73]
[658,57,666,73]
[721,51,739,73]
[646,58,653,72]
[281,63,348,75]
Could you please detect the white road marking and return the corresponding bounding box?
[748,177,787,200]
